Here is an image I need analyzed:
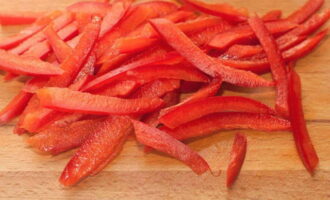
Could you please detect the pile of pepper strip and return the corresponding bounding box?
[0,0,328,187]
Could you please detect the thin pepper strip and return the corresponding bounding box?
[248,16,289,117]
[60,116,132,186]
[131,120,210,175]
[288,67,319,174]
[227,133,247,188]
[160,96,276,129]
[161,113,291,141]
[130,79,180,98]
[37,87,164,115]
[286,0,324,23]
[150,18,273,88]
[0,11,44,25]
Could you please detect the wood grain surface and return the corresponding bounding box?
[0,0,329,199]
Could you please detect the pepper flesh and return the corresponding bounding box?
[286,0,324,23]
[161,113,291,141]
[160,96,275,129]
[288,68,319,174]
[227,133,247,188]
[131,119,210,174]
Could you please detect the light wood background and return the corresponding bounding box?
[0,0,329,199]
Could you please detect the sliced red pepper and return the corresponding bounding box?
[67,1,111,17]
[60,116,132,186]
[73,52,96,83]
[286,0,324,23]
[225,44,264,59]
[0,49,63,76]
[262,10,282,21]
[27,118,104,155]
[131,79,180,98]
[9,13,74,55]
[22,77,48,93]
[161,113,291,141]
[150,18,273,88]
[208,20,296,51]
[0,91,32,125]
[125,65,209,83]
[181,0,248,23]
[248,16,289,117]
[227,133,247,188]
[0,10,62,49]
[83,51,183,91]
[219,30,326,73]
[160,96,276,129]
[95,80,138,97]
[37,87,164,115]
[23,21,79,60]
[131,119,210,175]
[0,11,44,25]
[44,26,73,63]
[288,67,319,174]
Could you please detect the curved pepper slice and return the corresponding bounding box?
[262,10,282,21]
[131,119,210,175]
[248,16,289,117]
[44,26,73,63]
[67,1,111,17]
[181,0,248,23]
[161,113,291,141]
[27,119,103,155]
[208,20,296,51]
[286,0,324,23]
[150,18,273,88]
[37,87,164,115]
[125,65,210,83]
[0,11,44,25]
[60,116,132,186]
[0,49,63,76]
[0,91,32,125]
[160,96,276,129]
[9,13,74,55]
[0,10,62,49]
[131,79,180,98]
[219,30,327,73]
[227,133,247,188]
[288,68,319,174]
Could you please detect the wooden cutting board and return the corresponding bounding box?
[0,0,329,199]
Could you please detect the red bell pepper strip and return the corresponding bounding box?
[0,11,44,25]
[248,16,289,117]
[125,64,210,83]
[131,119,210,175]
[74,52,96,83]
[262,10,282,21]
[83,51,183,91]
[9,13,74,55]
[225,44,264,59]
[44,26,73,63]
[181,0,248,23]
[0,10,62,50]
[23,21,79,60]
[22,77,48,93]
[0,91,33,125]
[160,96,276,129]
[288,67,319,174]
[161,78,222,117]
[227,133,247,188]
[99,1,132,38]
[67,1,111,17]
[95,80,138,97]
[14,95,39,135]
[37,87,164,115]
[0,49,63,76]
[27,118,104,155]
[208,20,297,51]
[161,113,291,141]
[131,79,180,98]
[150,18,273,88]
[60,116,132,186]
[219,30,327,73]
[286,0,324,23]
